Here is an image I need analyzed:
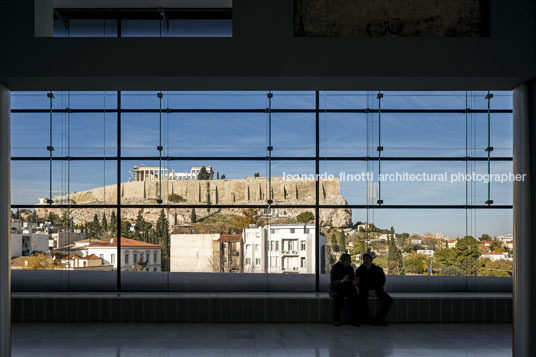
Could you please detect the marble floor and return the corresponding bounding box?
[12,323,512,357]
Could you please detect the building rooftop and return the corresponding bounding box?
[64,253,101,260]
[86,237,161,248]
[10,256,31,266]
[266,224,315,228]
[217,234,242,243]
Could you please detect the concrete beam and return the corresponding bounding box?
[1,0,535,90]
[513,78,536,357]
[0,83,11,357]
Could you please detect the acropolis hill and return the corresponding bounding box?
[36,167,352,227]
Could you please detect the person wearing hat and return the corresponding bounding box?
[355,252,393,326]
[329,253,360,327]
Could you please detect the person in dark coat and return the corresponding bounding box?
[329,253,360,326]
[355,252,393,326]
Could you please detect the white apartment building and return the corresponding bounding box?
[481,252,511,261]
[85,237,162,271]
[447,239,458,248]
[496,234,513,243]
[10,232,49,258]
[416,249,435,257]
[243,227,265,273]
[50,232,87,249]
[242,224,327,274]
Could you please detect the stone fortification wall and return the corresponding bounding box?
[63,177,341,204]
[37,177,352,227]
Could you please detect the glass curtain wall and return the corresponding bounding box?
[10,91,513,291]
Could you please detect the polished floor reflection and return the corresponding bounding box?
[12,322,511,357]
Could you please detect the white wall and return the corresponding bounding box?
[170,234,220,272]
[11,234,22,258]
[30,234,49,253]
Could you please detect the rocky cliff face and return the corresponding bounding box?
[36,177,352,227]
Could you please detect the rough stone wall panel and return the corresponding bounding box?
[294,0,490,37]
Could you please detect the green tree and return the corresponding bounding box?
[121,221,132,238]
[351,240,369,263]
[110,211,117,235]
[61,211,72,231]
[489,238,505,252]
[101,214,108,235]
[134,210,145,240]
[221,174,226,180]
[455,235,480,276]
[296,211,314,223]
[434,247,457,272]
[156,209,170,271]
[93,214,103,237]
[198,166,210,180]
[330,231,339,253]
[479,233,492,241]
[28,210,38,224]
[478,258,512,277]
[387,236,403,275]
[338,230,346,253]
[86,214,103,239]
[396,232,410,247]
[442,265,463,276]
[253,172,260,177]
[404,252,428,275]
[47,212,60,226]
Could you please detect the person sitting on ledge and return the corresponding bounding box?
[329,253,360,327]
[355,252,393,326]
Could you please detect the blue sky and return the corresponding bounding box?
[10,91,514,237]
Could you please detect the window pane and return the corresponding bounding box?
[319,160,368,205]
[11,113,50,157]
[320,113,368,157]
[167,113,266,157]
[167,91,266,109]
[319,91,371,109]
[121,20,163,37]
[11,208,117,291]
[271,91,315,109]
[381,91,468,110]
[168,19,232,37]
[470,161,514,206]
[378,161,467,205]
[11,160,116,205]
[11,92,50,110]
[380,113,467,157]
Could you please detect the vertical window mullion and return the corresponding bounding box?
[116,90,121,291]
[315,90,320,292]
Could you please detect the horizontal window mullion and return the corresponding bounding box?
[10,204,513,209]
[10,108,513,114]
[10,156,513,161]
